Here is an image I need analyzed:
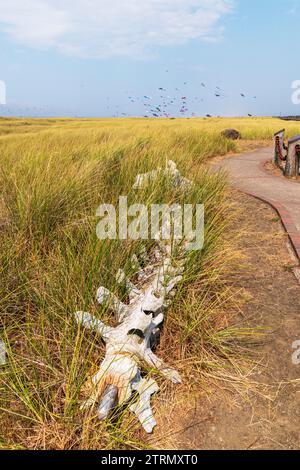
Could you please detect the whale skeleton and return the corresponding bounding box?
[75,161,193,433]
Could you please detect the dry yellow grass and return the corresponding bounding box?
[0,116,298,449]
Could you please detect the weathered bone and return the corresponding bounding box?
[75,161,192,433]
[130,377,159,434]
[96,286,130,322]
[97,385,118,420]
[133,160,192,190]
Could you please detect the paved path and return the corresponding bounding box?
[214,147,300,260]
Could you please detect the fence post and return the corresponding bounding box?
[285,135,300,177]
[274,129,285,167]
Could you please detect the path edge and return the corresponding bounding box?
[237,188,300,263]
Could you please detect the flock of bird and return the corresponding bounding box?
[113,77,258,118]
[0,72,258,118]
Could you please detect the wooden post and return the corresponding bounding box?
[285,135,300,177]
[274,129,285,167]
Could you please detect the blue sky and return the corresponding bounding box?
[0,0,300,118]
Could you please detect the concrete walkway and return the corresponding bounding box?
[214,147,300,260]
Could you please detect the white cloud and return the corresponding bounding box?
[0,0,234,59]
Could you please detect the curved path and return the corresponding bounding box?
[214,147,300,260]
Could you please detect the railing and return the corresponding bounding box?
[274,129,300,177]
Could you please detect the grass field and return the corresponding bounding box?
[0,116,299,449]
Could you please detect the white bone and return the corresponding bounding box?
[133,160,192,190]
[75,312,114,342]
[130,378,159,433]
[96,286,130,322]
[116,269,141,302]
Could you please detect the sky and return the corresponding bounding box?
[0,0,300,118]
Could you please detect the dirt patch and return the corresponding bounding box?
[264,160,300,185]
[264,160,285,177]
[238,140,272,152]
[154,191,300,450]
